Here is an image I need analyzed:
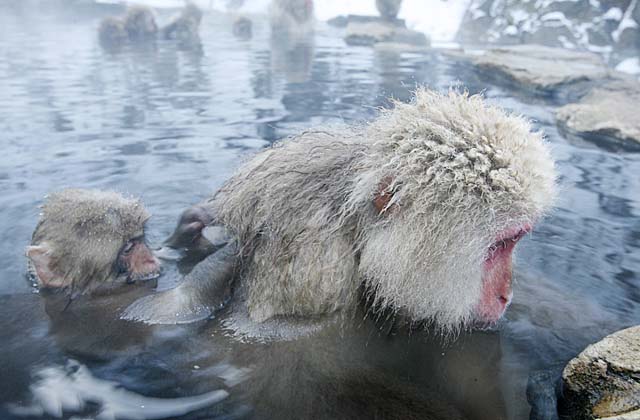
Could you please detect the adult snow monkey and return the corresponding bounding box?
[129,88,557,331]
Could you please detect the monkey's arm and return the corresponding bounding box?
[122,242,237,324]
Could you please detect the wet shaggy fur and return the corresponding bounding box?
[29,189,150,296]
[210,88,557,330]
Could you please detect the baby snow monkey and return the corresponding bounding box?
[27,189,160,298]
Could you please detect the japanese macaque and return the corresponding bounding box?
[126,88,557,332]
[27,189,160,298]
[376,0,403,20]
[98,17,128,51]
[270,0,314,36]
[232,16,253,40]
[161,3,203,44]
[98,6,157,50]
[123,6,158,41]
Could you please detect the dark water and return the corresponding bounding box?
[1,4,639,420]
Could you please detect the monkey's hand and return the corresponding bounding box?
[122,242,237,324]
[164,205,216,250]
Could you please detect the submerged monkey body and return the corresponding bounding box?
[160,89,557,330]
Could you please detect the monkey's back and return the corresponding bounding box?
[213,130,369,322]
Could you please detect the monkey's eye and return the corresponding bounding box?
[487,240,506,257]
[122,241,135,255]
[486,229,529,260]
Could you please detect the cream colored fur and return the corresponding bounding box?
[210,89,556,331]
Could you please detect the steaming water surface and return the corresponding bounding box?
[1,5,639,420]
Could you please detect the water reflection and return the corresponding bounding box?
[0,4,639,420]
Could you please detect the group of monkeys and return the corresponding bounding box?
[97,0,409,51]
[97,0,315,51]
[27,89,557,335]
[98,3,203,51]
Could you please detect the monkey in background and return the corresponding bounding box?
[124,6,159,41]
[376,0,403,20]
[27,189,160,299]
[161,2,204,46]
[125,88,557,333]
[98,6,157,51]
[98,16,128,52]
[269,0,314,37]
[232,16,253,40]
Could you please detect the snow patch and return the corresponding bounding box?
[615,57,640,74]
[504,25,519,35]
[602,7,623,21]
[613,0,639,42]
[509,9,530,24]
[558,35,576,49]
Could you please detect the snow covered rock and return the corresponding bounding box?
[472,45,609,99]
[457,0,640,60]
[556,78,640,151]
[560,326,640,419]
[344,20,429,47]
[327,14,405,28]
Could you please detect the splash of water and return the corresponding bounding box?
[9,360,228,420]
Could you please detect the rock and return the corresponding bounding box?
[556,79,640,151]
[600,0,632,10]
[560,326,640,420]
[588,20,617,46]
[326,15,349,27]
[544,0,600,20]
[615,25,640,52]
[345,21,395,46]
[456,0,639,58]
[472,45,609,100]
[521,24,577,48]
[344,21,428,47]
[374,41,429,53]
[327,14,405,28]
[588,26,615,46]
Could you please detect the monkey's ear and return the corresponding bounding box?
[373,176,397,215]
[26,244,64,288]
[373,190,394,214]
